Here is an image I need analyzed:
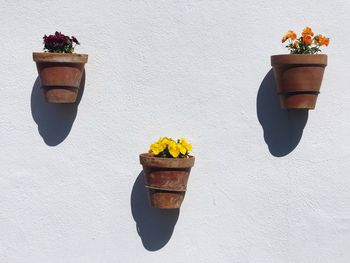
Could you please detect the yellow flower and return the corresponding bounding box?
[150,143,163,155]
[160,137,170,146]
[149,137,169,155]
[149,137,192,158]
[177,143,187,155]
[168,141,180,158]
[180,137,192,152]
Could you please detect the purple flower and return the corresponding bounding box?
[42,31,81,53]
[71,36,80,45]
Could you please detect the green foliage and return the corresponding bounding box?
[286,37,322,54]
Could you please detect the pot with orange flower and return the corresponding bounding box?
[139,137,195,209]
[33,32,88,103]
[271,27,329,109]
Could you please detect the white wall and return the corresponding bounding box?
[1,1,349,262]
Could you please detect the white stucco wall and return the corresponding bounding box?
[1,0,349,262]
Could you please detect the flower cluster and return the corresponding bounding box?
[43,31,80,53]
[282,27,329,54]
[149,137,192,158]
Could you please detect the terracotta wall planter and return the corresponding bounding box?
[33,52,88,103]
[271,54,327,109]
[139,153,195,209]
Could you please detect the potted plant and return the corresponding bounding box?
[139,137,195,209]
[33,32,88,103]
[271,27,329,109]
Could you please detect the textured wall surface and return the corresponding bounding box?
[1,0,349,262]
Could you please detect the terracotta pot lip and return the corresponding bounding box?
[271,53,327,57]
[33,52,88,63]
[271,53,327,66]
[139,153,195,168]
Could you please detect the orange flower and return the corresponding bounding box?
[314,34,330,46]
[282,30,297,43]
[320,36,330,46]
[302,26,314,38]
[303,35,312,45]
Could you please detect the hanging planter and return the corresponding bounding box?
[33,32,88,103]
[139,137,195,209]
[271,27,329,109]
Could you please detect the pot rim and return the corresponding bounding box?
[33,52,88,63]
[271,53,327,66]
[271,53,327,57]
[139,153,195,168]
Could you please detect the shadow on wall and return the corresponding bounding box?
[131,172,179,251]
[31,72,85,146]
[257,70,308,157]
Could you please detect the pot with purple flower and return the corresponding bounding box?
[33,32,88,103]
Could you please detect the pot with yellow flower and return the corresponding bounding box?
[271,27,329,109]
[139,137,195,209]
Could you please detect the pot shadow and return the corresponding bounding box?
[31,71,85,146]
[257,70,308,157]
[130,172,179,251]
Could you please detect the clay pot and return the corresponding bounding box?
[139,153,195,209]
[271,54,327,109]
[33,52,88,103]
